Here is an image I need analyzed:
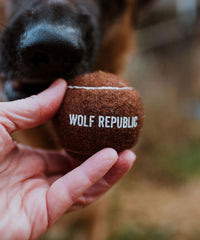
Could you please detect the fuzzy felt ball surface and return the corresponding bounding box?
[53,71,144,160]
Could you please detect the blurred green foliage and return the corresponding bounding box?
[108,225,174,240]
[159,142,200,181]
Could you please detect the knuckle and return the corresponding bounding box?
[29,95,45,122]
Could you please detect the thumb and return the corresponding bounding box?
[0,79,67,133]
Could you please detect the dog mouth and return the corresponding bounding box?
[2,79,56,101]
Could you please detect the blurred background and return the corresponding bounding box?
[39,0,199,239]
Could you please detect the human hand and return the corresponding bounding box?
[0,79,135,240]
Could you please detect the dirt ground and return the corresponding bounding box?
[115,177,200,240]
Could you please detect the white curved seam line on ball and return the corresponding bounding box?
[67,86,133,90]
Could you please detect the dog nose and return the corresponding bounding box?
[19,23,84,78]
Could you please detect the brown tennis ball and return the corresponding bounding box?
[53,71,144,160]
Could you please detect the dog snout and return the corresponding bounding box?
[19,23,85,81]
[0,0,100,100]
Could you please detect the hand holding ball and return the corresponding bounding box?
[53,71,144,160]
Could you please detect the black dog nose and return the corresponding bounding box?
[19,23,84,78]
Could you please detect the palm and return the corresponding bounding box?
[1,145,57,239]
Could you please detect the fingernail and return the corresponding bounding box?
[123,150,136,164]
[130,151,136,161]
[49,79,67,89]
